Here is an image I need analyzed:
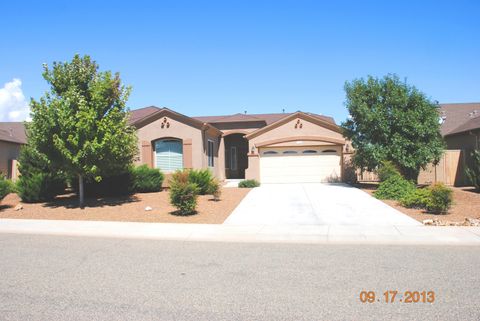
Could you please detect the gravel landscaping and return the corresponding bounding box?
[358,183,480,225]
[0,188,251,224]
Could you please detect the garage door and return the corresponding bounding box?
[259,146,341,183]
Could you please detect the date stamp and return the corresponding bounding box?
[359,290,435,303]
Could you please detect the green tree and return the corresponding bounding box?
[341,74,444,182]
[29,54,137,208]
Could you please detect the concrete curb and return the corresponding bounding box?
[1,218,480,245]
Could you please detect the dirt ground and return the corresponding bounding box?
[0,188,251,224]
[358,183,480,223]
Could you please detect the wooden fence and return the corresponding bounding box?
[344,150,467,186]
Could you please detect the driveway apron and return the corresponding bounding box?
[223,183,420,226]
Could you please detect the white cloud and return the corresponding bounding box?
[0,78,31,122]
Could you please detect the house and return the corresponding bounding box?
[0,122,27,179]
[129,107,347,183]
[439,102,480,151]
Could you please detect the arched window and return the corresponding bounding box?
[283,150,298,154]
[154,139,183,172]
[302,150,317,154]
[263,151,278,155]
[322,149,337,153]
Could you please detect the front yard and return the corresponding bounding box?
[0,188,251,224]
[359,183,480,225]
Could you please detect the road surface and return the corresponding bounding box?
[0,233,478,320]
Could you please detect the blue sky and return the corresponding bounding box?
[1,0,479,123]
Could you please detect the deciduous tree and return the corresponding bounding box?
[29,54,137,208]
[341,74,444,182]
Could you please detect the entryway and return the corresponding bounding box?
[224,133,248,179]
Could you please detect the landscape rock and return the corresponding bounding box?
[422,219,434,225]
[14,204,23,211]
[144,206,153,211]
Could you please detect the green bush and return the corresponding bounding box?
[132,165,164,193]
[400,188,431,209]
[374,175,415,200]
[466,149,480,192]
[17,144,66,203]
[238,179,260,188]
[73,170,134,197]
[0,176,13,200]
[17,173,66,203]
[377,160,401,182]
[206,178,221,201]
[169,170,199,215]
[426,183,453,214]
[188,169,214,195]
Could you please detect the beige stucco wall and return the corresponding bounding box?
[136,115,203,168]
[247,117,344,148]
[0,140,21,179]
[136,115,223,179]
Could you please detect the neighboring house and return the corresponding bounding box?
[0,122,27,179]
[129,107,347,183]
[439,103,480,151]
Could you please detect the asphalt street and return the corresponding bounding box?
[0,233,479,321]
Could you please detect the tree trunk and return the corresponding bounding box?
[78,174,85,209]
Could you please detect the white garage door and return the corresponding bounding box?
[260,146,341,183]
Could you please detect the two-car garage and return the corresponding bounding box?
[259,146,342,183]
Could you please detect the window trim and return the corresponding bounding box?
[207,139,215,167]
[154,138,183,172]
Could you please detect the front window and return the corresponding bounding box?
[154,139,183,172]
[208,140,214,167]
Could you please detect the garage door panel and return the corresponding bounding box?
[260,147,341,183]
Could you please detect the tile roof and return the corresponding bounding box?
[129,106,337,127]
[193,112,335,125]
[127,106,161,125]
[438,103,480,136]
[447,115,480,136]
[0,122,27,144]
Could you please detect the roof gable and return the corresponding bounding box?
[245,111,341,139]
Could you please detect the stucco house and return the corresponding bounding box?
[129,106,347,183]
[0,122,26,179]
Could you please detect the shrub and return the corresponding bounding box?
[132,165,164,193]
[17,144,66,203]
[17,173,66,203]
[188,169,214,195]
[207,178,221,201]
[374,175,415,200]
[400,188,431,209]
[238,179,260,188]
[426,183,453,214]
[377,160,401,182]
[465,149,480,192]
[169,170,199,215]
[0,176,12,200]
[73,170,134,197]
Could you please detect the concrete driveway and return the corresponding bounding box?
[224,183,421,226]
